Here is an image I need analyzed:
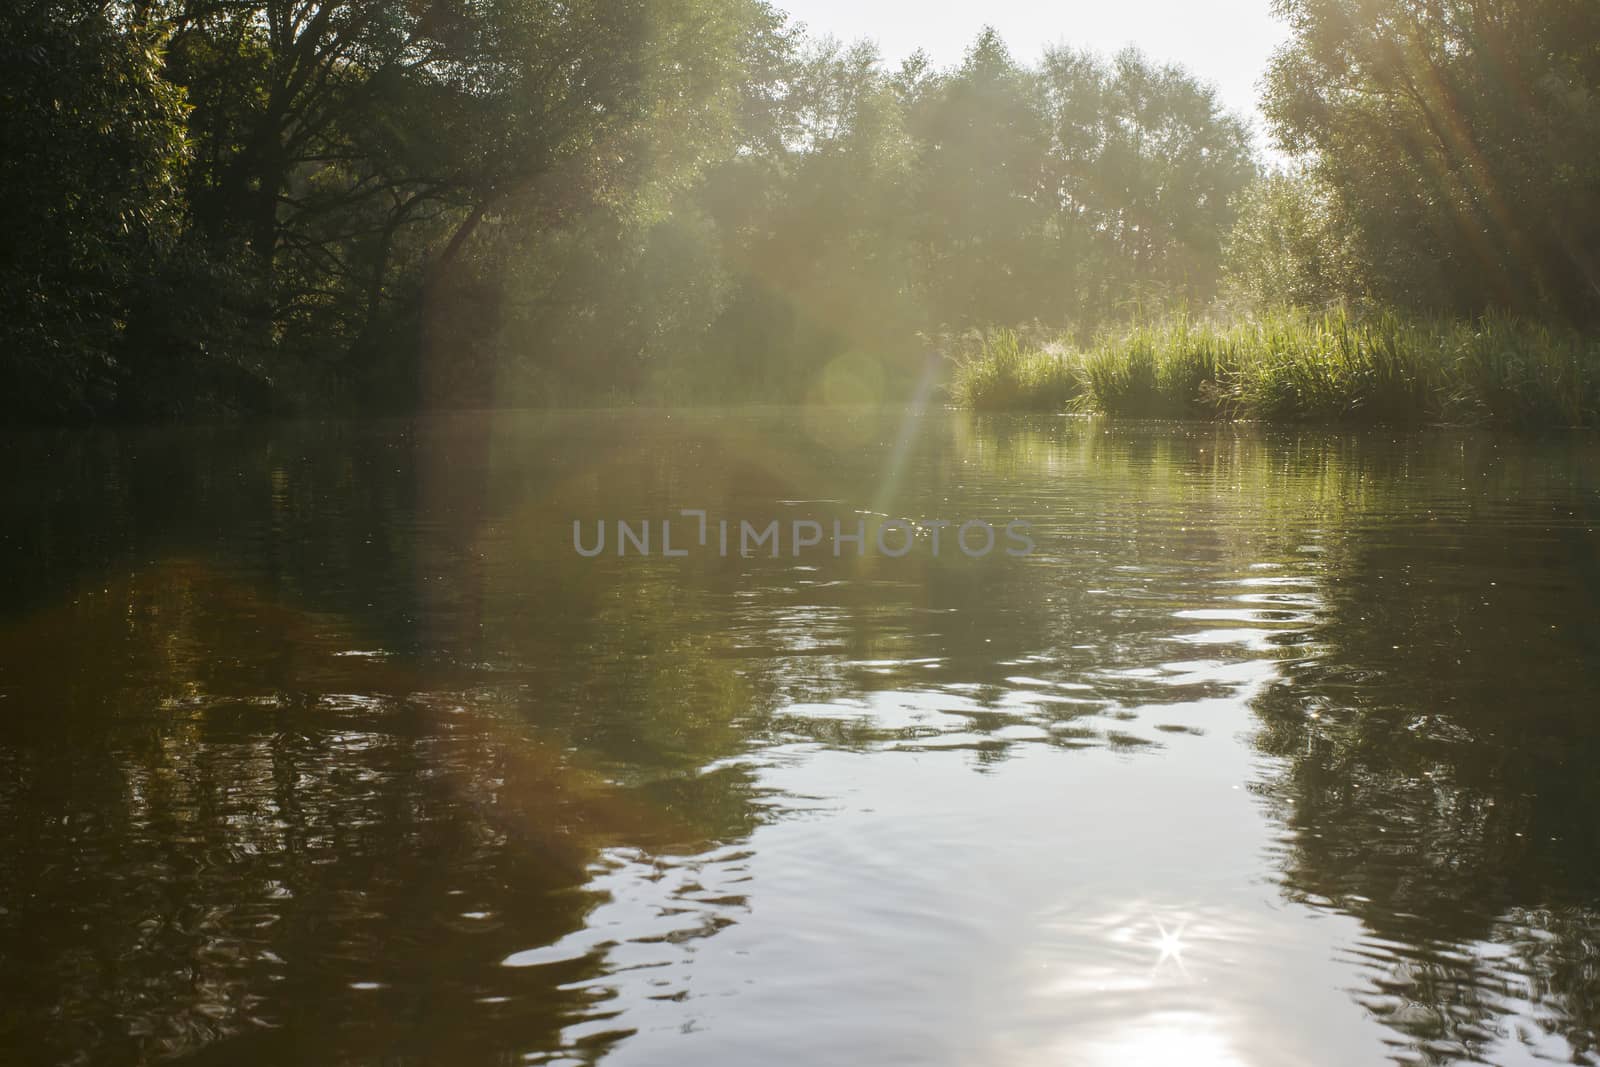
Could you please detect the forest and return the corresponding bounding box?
[3,0,1598,421]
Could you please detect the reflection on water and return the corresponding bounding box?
[1,411,1598,1065]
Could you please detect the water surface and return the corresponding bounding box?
[2,410,1599,1066]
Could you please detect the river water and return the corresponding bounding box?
[2,410,1598,1066]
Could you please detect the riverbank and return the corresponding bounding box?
[950,311,1600,428]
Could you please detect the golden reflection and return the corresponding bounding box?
[1069,1014,1246,1067]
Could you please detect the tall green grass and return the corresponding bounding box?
[950,310,1600,428]
[949,329,1081,412]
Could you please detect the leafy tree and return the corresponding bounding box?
[696,37,927,400]
[412,0,782,379]
[1,10,1264,415]
[0,1,188,417]
[904,29,1054,328]
[1040,47,1258,329]
[1221,168,1365,310]
[445,0,796,405]
[1265,0,1600,325]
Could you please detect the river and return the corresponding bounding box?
[2,410,1598,1065]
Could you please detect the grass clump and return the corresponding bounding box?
[950,309,1600,428]
[950,329,1081,411]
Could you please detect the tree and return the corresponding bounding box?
[154,0,772,396]
[1221,168,1365,310]
[693,36,927,401]
[904,29,1054,328]
[0,1,188,417]
[1041,47,1258,328]
[1,9,1267,415]
[1265,0,1600,325]
[412,0,782,384]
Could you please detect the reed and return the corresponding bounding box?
[951,310,1600,427]
[949,329,1081,412]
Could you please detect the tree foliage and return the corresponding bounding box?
[0,2,189,416]
[1,8,1264,416]
[1222,168,1365,310]
[1262,0,1600,324]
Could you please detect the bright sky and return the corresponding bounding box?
[774,0,1289,137]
